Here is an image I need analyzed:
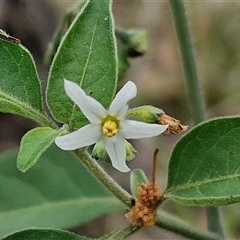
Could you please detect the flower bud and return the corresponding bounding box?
[127,105,165,123]
[115,28,148,57]
[126,29,148,57]
[92,140,138,163]
[92,141,111,163]
[127,105,188,135]
[116,28,147,79]
[125,140,138,162]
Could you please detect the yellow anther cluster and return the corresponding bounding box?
[102,119,119,137]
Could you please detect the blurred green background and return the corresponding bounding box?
[0,0,240,239]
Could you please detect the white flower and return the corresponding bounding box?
[55,80,168,172]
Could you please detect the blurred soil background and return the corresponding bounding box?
[0,0,240,239]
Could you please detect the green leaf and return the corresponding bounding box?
[2,229,88,240]
[0,32,50,126]
[164,117,240,206]
[0,145,125,238]
[17,127,62,172]
[47,0,117,129]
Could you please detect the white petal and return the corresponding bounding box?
[122,120,168,139]
[104,137,130,172]
[64,79,106,124]
[109,81,137,116]
[117,105,128,121]
[55,124,101,150]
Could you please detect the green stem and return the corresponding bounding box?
[33,111,58,129]
[169,0,224,238]
[169,0,205,123]
[156,210,220,240]
[75,149,132,208]
[206,206,224,239]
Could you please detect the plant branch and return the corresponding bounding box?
[75,148,132,208]
[169,1,224,238]
[156,210,220,240]
[206,206,224,239]
[169,0,205,123]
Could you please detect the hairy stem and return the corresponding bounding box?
[169,0,224,238]
[206,206,224,239]
[169,0,205,123]
[156,210,220,240]
[75,148,132,208]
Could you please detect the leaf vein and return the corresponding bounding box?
[166,173,240,194]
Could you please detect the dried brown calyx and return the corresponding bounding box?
[158,114,188,135]
[125,182,162,227]
[126,149,162,227]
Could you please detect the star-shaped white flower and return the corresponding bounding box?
[55,80,168,172]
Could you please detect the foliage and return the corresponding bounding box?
[165,117,240,206]
[0,145,124,238]
[0,0,239,239]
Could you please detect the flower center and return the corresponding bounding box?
[102,117,119,137]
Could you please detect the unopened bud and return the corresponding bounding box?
[127,106,187,135]
[92,140,137,163]
[92,141,110,163]
[125,140,138,161]
[127,105,165,123]
[126,29,148,57]
[115,28,148,57]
